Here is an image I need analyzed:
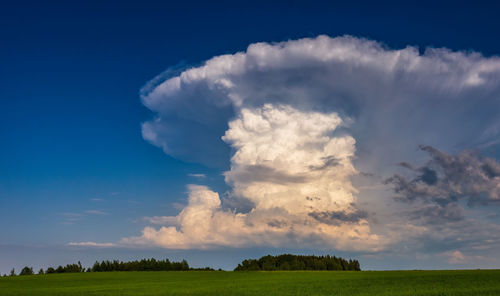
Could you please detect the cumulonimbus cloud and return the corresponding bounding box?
[124,35,500,253]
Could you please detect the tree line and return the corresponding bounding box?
[3,254,362,276]
[90,258,190,272]
[234,254,361,271]
[3,258,215,276]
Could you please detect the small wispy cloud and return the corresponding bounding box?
[171,202,185,210]
[85,210,108,215]
[62,212,84,218]
[91,198,105,202]
[188,173,206,178]
[61,210,108,224]
[68,242,116,247]
[61,212,84,224]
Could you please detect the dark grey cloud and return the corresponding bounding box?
[419,167,438,185]
[308,156,341,171]
[267,220,288,228]
[481,158,500,178]
[386,145,500,207]
[373,146,500,260]
[308,209,368,226]
[385,145,500,227]
[221,193,255,214]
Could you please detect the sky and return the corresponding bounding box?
[1,0,500,274]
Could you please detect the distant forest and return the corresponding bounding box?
[5,258,214,276]
[4,254,361,276]
[234,254,361,271]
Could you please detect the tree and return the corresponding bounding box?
[38,268,44,275]
[19,267,34,276]
[260,256,277,271]
[9,268,15,276]
[181,259,189,271]
[46,267,55,274]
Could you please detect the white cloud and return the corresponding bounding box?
[187,173,206,178]
[68,242,116,247]
[130,35,500,253]
[446,250,466,263]
[222,104,356,215]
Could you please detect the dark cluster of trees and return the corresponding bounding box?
[3,267,37,277]
[6,258,200,276]
[44,262,86,274]
[90,258,190,272]
[234,254,361,271]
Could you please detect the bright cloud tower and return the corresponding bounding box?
[125,104,382,250]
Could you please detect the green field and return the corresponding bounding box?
[1,270,499,295]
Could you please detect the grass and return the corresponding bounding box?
[0,270,499,295]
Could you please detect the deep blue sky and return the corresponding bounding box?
[1,0,500,273]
